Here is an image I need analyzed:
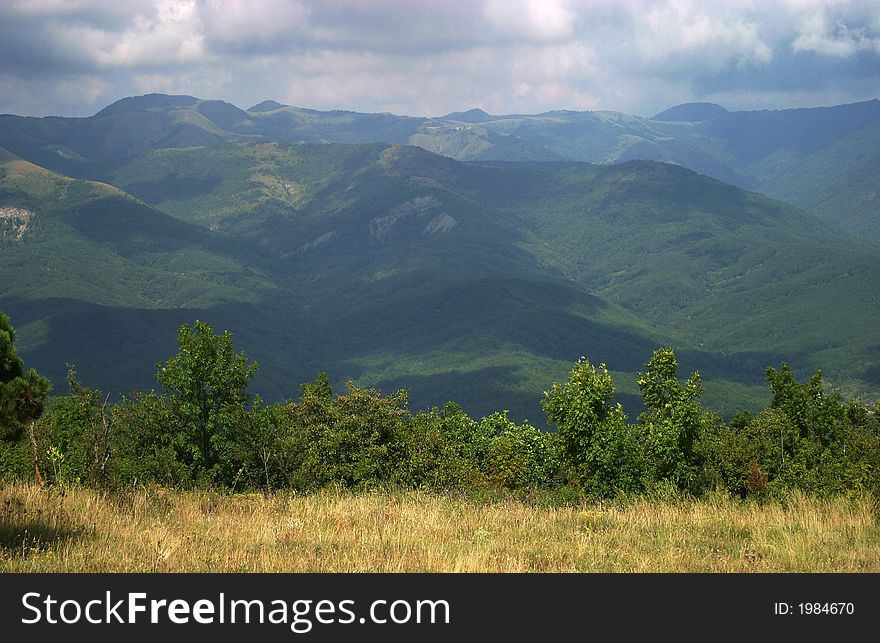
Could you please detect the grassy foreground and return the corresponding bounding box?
[1,483,878,572]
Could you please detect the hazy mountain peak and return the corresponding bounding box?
[94,93,199,117]
[652,103,729,122]
[248,100,290,113]
[194,99,250,128]
[442,108,493,123]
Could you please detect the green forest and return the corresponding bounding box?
[4,96,880,430]
[3,310,878,501]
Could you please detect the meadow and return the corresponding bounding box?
[2,483,878,573]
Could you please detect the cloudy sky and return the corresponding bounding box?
[1,0,879,118]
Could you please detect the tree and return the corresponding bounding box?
[0,310,51,442]
[543,357,642,497]
[436,402,494,472]
[30,365,112,486]
[484,411,561,489]
[765,363,844,447]
[637,347,714,493]
[220,396,294,492]
[397,405,486,491]
[156,320,257,482]
[288,379,409,491]
[111,390,191,486]
[747,364,878,496]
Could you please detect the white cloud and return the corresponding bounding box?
[631,0,774,71]
[509,43,597,81]
[200,0,310,49]
[0,72,112,116]
[0,0,878,117]
[56,74,111,104]
[483,0,576,41]
[37,0,207,69]
[793,7,880,56]
[133,68,232,98]
[10,0,91,15]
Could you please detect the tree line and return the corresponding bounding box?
[1,311,878,499]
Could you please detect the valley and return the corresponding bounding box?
[1,94,878,423]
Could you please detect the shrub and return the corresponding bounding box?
[157,320,258,482]
[111,391,193,487]
[484,411,562,489]
[637,347,717,494]
[27,366,111,487]
[397,407,484,491]
[543,357,643,498]
[287,377,410,491]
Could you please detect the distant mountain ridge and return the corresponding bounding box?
[2,129,879,421]
[1,94,879,421]
[247,100,290,112]
[94,93,200,116]
[2,94,877,241]
[442,108,494,123]
[652,102,729,121]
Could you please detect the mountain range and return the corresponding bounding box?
[0,94,878,423]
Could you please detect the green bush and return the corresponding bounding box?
[543,358,643,498]
[637,347,718,494]
[700,366,880,498]
[218,397,294,492]
[5,320,879,503]
[287,376,409,491]
[484,411,561,489]
[396,407,485,491]
[157,320,258,484]
[27,366,111,486]
[111,391,193,487]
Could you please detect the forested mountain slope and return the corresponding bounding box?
[3,94,877,242]
[2,137,877,421]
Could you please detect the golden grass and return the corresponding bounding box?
[2,483,878,572]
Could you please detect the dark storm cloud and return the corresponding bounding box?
[0,12,100,74]
[695,50,876,96]
[0,1,878,118]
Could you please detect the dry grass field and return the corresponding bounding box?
[2,482,878,572]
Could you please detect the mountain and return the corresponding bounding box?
[3,94,878,244]
[442,108,494,123]
[93,93,200,116]
[653,103,729,122]
[0,144,277,390]
[248,100,290,113]
[648,100,880,240]
[3,133,877,423]
[0,94,255,178]
[755,117,880,240]
[1,94,878,419]
[0,141,666,420]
